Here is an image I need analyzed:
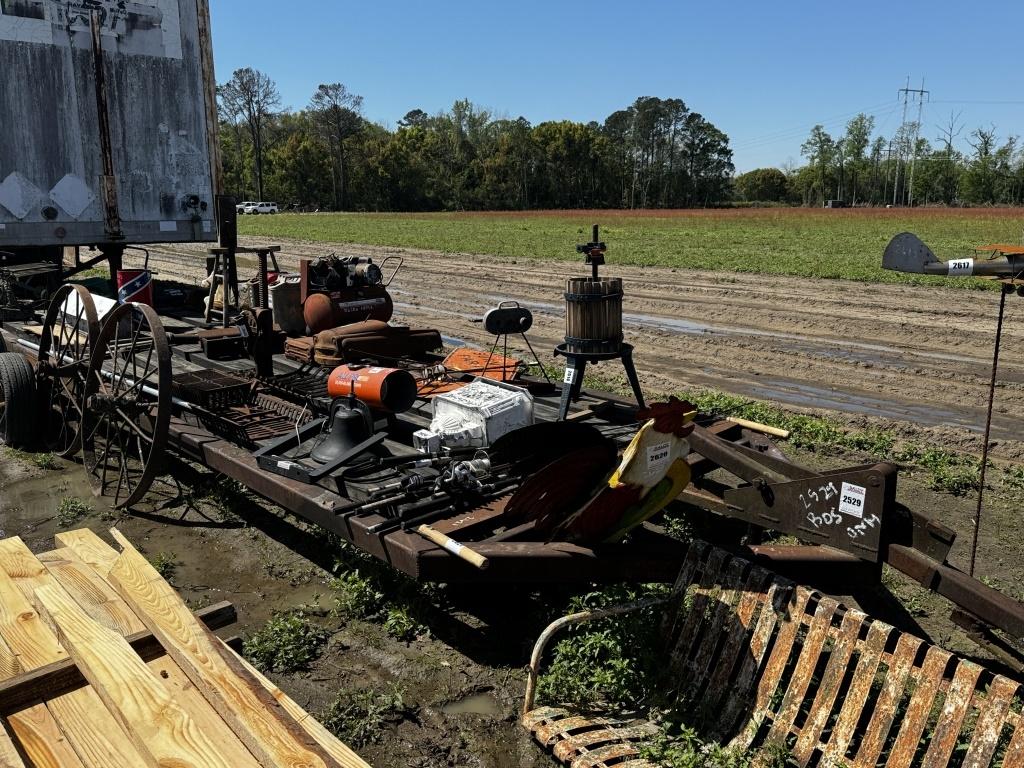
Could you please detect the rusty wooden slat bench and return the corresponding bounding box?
[522,541,1024,768]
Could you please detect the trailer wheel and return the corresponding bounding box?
[0,352,37,448]
[0,334,7,353]
[37,285,99,457]
[81,302,170,509]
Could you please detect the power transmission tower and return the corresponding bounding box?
[894,77,930,206]
[881,141,896,206]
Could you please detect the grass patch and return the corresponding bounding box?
[3,447,60,470]
[639,722,790,768]
[686,389,984,495]
[32,453,59,470]
[240,208,1021,288]
[147,552,177,581]
[537,584,669,708]
[243,612,329,673]
[383,606,424,642]
[881,566,930,618]
[319,683,411,747]
[329,541,440,638]
[331,570,385,619]
[538,585,790,766]
[56,497,92,527]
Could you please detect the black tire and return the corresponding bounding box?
[0,334,7,353]
[0,352,36,448]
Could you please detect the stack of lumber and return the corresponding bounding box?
[0,528,371,768]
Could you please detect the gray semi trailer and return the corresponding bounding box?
[0,0,219,306]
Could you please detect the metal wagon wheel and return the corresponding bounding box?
[81,302,171,509]
[37,284,99,457]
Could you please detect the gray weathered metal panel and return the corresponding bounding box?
[0,0,217,247]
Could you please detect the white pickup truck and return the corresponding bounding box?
[242,202,279,215]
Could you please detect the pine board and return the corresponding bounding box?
[37,548,147,636]
[0,567,66,673]
[33,583,237,768]
[6,703,85,768]
[0,528,370,768]
[52,530,118,575]
[45,686,145,768]
[107,529,337,768]
[0,726,25,768]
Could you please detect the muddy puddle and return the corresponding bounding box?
[0,459,99,541]
[441,688,502,717]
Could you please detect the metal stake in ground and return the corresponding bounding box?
[969,281,1015,576]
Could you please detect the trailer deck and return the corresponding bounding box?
[4,268,1024,670]
[1,292,718,583]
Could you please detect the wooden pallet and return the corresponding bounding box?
[0,528,371,768]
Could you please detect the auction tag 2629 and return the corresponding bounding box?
[838,482,866,518]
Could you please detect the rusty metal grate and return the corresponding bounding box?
[192,393,316,447]
[171,369,253,409]
[523,541,1024,767]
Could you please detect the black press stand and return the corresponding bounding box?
[554,342,645,421]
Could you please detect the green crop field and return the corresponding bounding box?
[240,208,1024,288]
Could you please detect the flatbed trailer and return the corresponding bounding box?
[5,280,1024,672]
[1,295,703,583]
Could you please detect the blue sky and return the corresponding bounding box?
[209,1,1024,173]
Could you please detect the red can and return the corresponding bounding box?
[116,269,153,305]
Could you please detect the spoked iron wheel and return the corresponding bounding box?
[37,284,99,457]
[81,302,171,509]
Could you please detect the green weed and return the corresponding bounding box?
[686,388,985,496]
[383,606,423,642]
[1001,466,1024,494]
[3,447,59,470]
[881,566,930,618]
[148,552,177,581]
[56,497,92,527]
[639,722,790,768]
[897,446,980,495]
[319,683,411,747]
[331,571,385,618]
[537,584,670,708]
[662,513,694,543]
[243,612,329,673]
[32,453,59,470]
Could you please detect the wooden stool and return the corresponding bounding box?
[205,246,281,327]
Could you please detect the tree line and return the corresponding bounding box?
[737,113,1024,207]
[216,68,734,211]
[217,68,1023,211]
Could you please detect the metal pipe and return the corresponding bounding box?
[969,284,1011,577]
[17,338,196,412]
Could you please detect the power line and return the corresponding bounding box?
[931,99,1024,106]
[732,106,902,152]
[729,101,898,150]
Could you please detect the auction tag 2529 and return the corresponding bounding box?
[838,482,866,518]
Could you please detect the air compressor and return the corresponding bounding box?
[300,254,402,333]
